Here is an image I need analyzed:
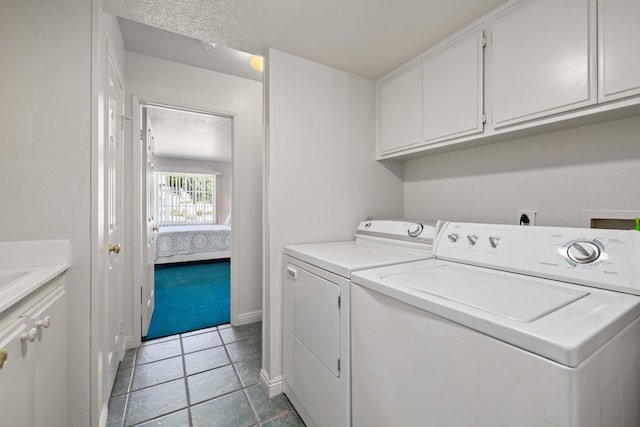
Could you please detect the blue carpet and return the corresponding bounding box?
[145,259,230,340]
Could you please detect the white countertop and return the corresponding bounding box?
[0,240,71,314]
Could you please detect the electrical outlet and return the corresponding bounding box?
[518,211,536,226]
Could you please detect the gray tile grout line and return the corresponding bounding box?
[180,329,195,427]
[111,326,267,427]
[123,340,192,426]
[119,348,136,427]
[222,331,262,426]
[118,347,137,427]
[120,332,203,426]
[259,408,299,426]
[128,408,190,427]
[121,353,261,397]
[243,387,263,427]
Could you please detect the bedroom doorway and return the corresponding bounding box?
[138,102,233,339]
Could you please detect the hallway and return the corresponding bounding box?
[107,323,304,426]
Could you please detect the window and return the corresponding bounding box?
[155,172,217,226]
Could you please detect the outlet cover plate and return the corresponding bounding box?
[518,211,536,226]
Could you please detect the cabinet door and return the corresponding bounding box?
[27,288,67,427]
[491,0,596,127]
[0,319,32,427]
[598,0,640,101]
[378,64,422,154]
[422,31,484,144]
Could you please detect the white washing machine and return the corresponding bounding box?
[351,222,640,427]
[283,218,439,427]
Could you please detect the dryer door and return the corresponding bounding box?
[285,262,341,376]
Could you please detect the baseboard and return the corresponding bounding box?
[259,369,284,398]
[124,335,138,350]
[233,309,262,326]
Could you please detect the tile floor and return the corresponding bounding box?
[107,322,305,427]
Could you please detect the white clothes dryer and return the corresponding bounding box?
[351,222,640,427]
[283,218,439,427]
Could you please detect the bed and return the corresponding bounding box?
[155,224,231,264]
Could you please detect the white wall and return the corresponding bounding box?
[154,156,232,224]
[263,49,404,393]
[404,115,640,226]
[0,1,93,426]
[124,51,263,341]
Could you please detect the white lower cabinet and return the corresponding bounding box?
[0,285,66,427]
[27,287,67,427]
[0,319,32,427]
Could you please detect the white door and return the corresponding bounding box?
[105,56,125,390]
[141,107,156,337]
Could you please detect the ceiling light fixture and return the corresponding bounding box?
[250,55,264,72]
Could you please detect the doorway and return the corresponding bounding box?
[120,16,264,354]
[136,103,234,339]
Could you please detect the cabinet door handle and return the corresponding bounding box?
[286,266,297,279]
[0,350,7,369]
[21,328,37,343]
[36,316,52,329]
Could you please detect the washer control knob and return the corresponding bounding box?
[467,234,479,245]
[567,241,601,264]
[489,236,500,248]
[447,233,459,243]
[407,223,423,237]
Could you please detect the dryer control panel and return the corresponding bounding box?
[435,222,640,295]
[355,218,439,247]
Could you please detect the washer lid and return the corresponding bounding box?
[352,259,640,367]
[394,264,588,322]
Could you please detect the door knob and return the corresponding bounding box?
[108,244,121,254]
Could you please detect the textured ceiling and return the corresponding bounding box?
[147,106,232,162]
[102,0,510,79]
[118,17,263,81]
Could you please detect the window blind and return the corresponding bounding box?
[155,172,217,226]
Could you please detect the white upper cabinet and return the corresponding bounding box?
[491,0,596,127]
[598,0,640,101]
[378,64,422,154]
[422,31,485,144]
[376,0,640,159]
